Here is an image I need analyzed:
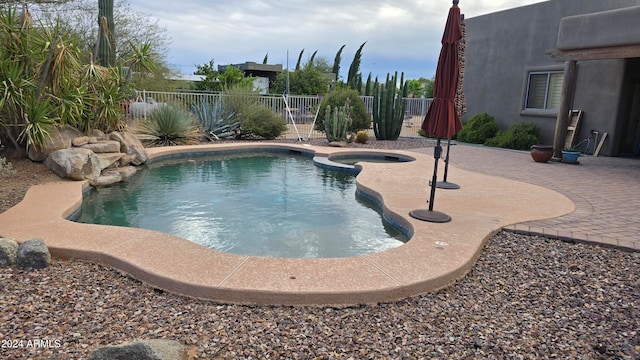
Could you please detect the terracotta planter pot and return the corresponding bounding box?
[530,145,554,163]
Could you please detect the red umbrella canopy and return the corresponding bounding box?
[422,3,463,139]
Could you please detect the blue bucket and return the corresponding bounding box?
[561,150,580,163]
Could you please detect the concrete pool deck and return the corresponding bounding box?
[0,143,575,305]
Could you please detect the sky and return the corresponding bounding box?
[129,0,546,81]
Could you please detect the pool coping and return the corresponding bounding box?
[0,143,575,306]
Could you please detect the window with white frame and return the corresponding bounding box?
[525,71,564,110]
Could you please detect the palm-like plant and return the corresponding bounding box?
[0,4,159,154]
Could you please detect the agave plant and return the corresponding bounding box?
[191,100,239,140]
[136,104,200,147]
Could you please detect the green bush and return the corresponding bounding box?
[456,112,499,144]
[137,104,200,146]
[315,88,370,132]
[484,123,539,150]
[235,104,287,140]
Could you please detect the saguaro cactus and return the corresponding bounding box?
[97,0,115,67]
[372,71,408,140]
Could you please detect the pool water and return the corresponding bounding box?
[74,153,408,258]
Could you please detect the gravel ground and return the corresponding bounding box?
[1,138,639,359]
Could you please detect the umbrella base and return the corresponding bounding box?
[409,209,452,223]
[430,180,461,189]
[436,181,460,190]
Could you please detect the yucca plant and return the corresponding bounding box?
[191,100,239,140]
[137,104,200,146]
[17,98,58,151]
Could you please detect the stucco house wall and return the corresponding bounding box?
[464,0,640,155]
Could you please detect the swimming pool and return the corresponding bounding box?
[73,151,409,258]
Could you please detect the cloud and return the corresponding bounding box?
[130,0,544,79]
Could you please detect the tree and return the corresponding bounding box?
[192,60,253,92]
[192,59,219,91]
[295,49,304,71]
[270,54,335,95]
[312,56,333,74]
[270,64,328,95]
[332,44,345,81]
[347,41,366,91]
[406,77,435,98]
[308,50,318,66]
[364,73,373,96]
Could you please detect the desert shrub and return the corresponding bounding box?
[222,83,260,118]
[0,157,16,179]
[485,123,539,150]
[456,112,499,144]
[137,104,200,146]
[355,130,369,144]
[235,104,287,140]
[315,88,370,132]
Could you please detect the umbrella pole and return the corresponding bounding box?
[409,138,452,223]
[436,138,460,189]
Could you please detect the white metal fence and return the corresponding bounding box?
[125,90,432,139]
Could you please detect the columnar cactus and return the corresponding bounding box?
[324,101,352,142]
[97,0,115,67]
[372,71,408,140]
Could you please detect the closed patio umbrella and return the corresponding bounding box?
[438,14,466,190]
[410,0,463,223]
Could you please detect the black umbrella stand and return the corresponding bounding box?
[410,138,452,223]
[436,138,460,189]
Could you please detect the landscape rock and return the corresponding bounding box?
[44,148,101,181]
[90,129,106,140]
[114,166,139,179]
[91,173,123,187]
[88,339,192,360]
[110,131,148,165]
[96,152,125,172]
[16,238,51,269]
[81,140,122,154]
[72,136,90,147]
[328,141,349,148]
[119,154,138,167]
[28,126,84,162]
[0,237,19,267]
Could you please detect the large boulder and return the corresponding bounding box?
[0,237,19,267]
[91,166,137,187]
[88,339,193,360]
[110,131,148,165]
[81,140,122,154]
[16,238,51,269]
[28,126,84,162]
[96,153,125,172]
[44,148,101,181]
